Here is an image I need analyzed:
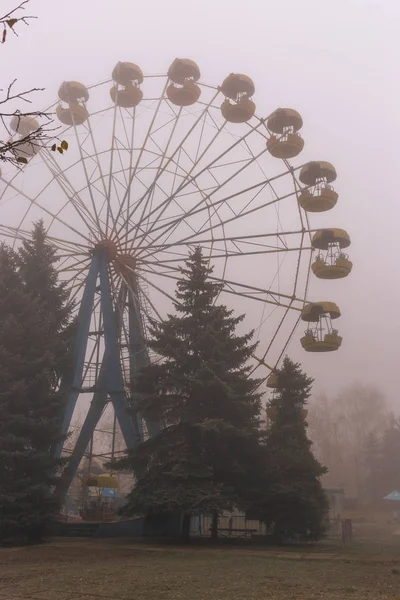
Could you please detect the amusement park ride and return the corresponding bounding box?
[0,58,351,518]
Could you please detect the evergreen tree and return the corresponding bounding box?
[17,220,73,386]
[113,247,262,538]
[0,244,65,544]
[250,357,328,543]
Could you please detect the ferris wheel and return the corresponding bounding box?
[0,59,352,499]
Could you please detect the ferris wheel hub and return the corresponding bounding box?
[115,253,137,277]
[93,239,137,275]
[94,238,119,261]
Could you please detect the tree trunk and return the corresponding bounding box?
[181,514,191,542]
[211,510,219,540]
[26,523,44,545]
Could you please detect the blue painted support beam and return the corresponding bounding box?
[55,254,100,458]
[128,279,149,373]
[128,280,160,439]
[99,255,138,450]
[56,377,108,502]
[113,283,143,442]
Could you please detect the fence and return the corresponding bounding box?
[190,513,266,538]
[327,518,353,543]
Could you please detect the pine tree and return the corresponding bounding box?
[114,247,262,538]
[250,357,328,543]
[0,244,65,544]
[17,220,73,386]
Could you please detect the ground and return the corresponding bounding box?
[2,523,400,600]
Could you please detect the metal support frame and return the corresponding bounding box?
[55,255,100,458]
[128,277,159,439]
[56,251,148,503]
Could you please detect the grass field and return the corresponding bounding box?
[2,524,400,600]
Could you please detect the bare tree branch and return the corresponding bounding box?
[0,3,67,167]
[0,79,45,106]
[1,1,36,43]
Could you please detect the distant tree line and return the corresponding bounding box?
[363,419,400,504]
[307,383,399,504]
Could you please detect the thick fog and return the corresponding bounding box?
[2,0,398,403]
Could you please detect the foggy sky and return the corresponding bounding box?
[2,0,398,404]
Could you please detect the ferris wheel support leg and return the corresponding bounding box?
[55,254,100,458]
[99,256,138,451]
[127,282,160,439]
[55,382,108,503]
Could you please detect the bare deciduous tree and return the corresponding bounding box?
[308,383,390,498]
[0,0,36,43]
[0,2,67,166]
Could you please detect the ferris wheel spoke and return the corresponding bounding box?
[133,159,267,251]
[115,90,222,238]
[275,312,302,366]
[68,111,107,235]
[124,105,137,241]
[162,140,230,268]
[1,179,92,244]
[104,92,123,234]
[135,277,163,322]
[129,148,228,255]
[125,125,188,235]
[67,275,89,305]
[289,167,314,301]
[58,254,92,275]
[62,258,92,287]
[139,229,309,262]
[144,161,294,246]
[139,262,305,311]
[250,304,294,374]
[141,246,310,268]
[56,253,86,270]
[125,116,226,239]
[92,151,175,235]
[109,105,139,242]
[84,111,109,202]
[46,237,89,254]
[286,158,312,236]
[300,239,313,307]
[129,115,267,246]
[0,224,33,244]
[153,181,303,257]
[0,225,90,259]
[133,172,300,258]
[110,78,171,237]
[39,149,101,236]
[144,229,311,253]
[123,158,199,243]
[292,230,306,299]
[137,270,181,305]
[239,136,292,247]
[128,104,184,246]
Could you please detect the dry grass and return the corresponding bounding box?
[2,531,400,600]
